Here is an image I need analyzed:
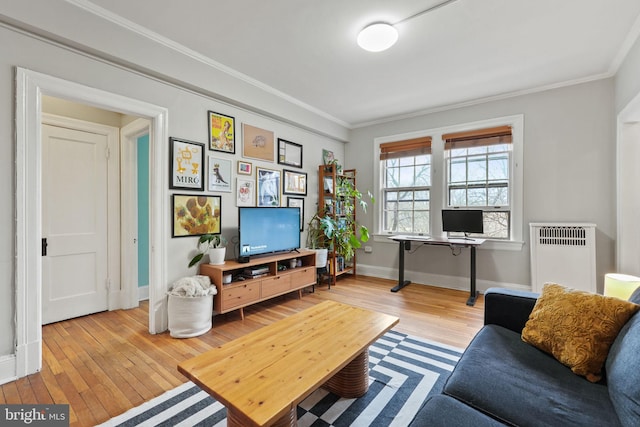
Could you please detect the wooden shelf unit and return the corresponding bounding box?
[318,164,357,284]
[199,250,316,319]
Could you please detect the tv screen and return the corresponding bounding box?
[239,207,301,257]
[442,209,484,234]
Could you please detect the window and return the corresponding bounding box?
[375,115,523,248]
[444,126,512,239]
[380,137,431,234]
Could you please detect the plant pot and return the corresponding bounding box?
[209,247,226,265]
[312,248,329,269]
[167,294,214,338]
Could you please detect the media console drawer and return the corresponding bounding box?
[221,282,260,311]
[290,267,315,288]
[261,275,292,297]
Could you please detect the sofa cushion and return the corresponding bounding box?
[410,395,506,427]
[521,283,639,382]
[606,304,640,427]
[445,325,622,427]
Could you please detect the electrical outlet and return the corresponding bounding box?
[364,246,373,253]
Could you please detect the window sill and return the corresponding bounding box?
[373,234,525,251]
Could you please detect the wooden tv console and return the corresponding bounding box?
[199,250,316,319]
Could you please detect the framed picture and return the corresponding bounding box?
[322,149,335,165]
[277,138,303,168]
[287,197,304,231]
[208,111,235,154]
[256,167,281,207]
[242,123,275,162]
[170,137,205,191]
[237,160,252,175]
[208,155,232,192]
[236,178,255,207]
[172,194,221,237]
[283,169,307,196]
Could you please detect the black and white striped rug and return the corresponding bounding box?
[99,330,463,427]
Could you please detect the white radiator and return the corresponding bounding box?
[529,223,597,293]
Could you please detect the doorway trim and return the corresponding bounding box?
[121,118,152,308]
[616,89,640,275]
[14,67,169,379]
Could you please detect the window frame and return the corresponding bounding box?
[381,156,432,235]
[445,137,512,240]
[373,115,524,251]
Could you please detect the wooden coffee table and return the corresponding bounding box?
[178,300,399,427]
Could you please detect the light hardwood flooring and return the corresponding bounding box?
[0,275,485,427]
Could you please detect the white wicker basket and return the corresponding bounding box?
[167,294,214,338]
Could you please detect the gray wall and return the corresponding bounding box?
[348,79,616,292]
[0,24,344,359]
[615,34,640,114]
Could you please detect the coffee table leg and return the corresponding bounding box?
[324,349,369,398]
[227,405,297,427]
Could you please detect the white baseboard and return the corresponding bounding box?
[138,285,149,301]
[0,354,17,386]
[357,263,531,293]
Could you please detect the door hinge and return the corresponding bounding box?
[106,278,111,290]
[105,146,111,159]
[42,238,48,256]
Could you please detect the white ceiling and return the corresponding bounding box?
[54,1,640,127]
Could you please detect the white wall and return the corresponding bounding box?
[615,35,640,115]
[348,79,616,293]
[614,31,640,275]
[0,24,344,362]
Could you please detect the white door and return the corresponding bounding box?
[42,124,111,324]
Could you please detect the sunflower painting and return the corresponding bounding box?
[172,194,221,237]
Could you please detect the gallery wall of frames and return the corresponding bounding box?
[171,111,310,239]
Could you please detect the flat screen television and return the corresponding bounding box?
[238,207,301,258]
[442,209,484,235]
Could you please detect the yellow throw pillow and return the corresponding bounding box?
[522,283,640,382]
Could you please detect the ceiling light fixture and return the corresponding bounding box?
[357,0,460,52]
[357,23,399,52]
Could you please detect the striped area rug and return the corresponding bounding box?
[98,330,463,427]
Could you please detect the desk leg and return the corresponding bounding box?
[391,240,411,292]
[466,246,479,306]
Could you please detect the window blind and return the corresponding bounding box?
[443,125,512,150]
[379,136,432,160]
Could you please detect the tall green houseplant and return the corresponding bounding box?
[313,164,374,262]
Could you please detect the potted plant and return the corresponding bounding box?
[308,175,374,262]
[188,234,227,267]
[306,214,329,268]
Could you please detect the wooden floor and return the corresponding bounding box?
[0,275,485,427]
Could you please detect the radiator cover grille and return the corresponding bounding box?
[529,223,596,293]
[537,226,587,246]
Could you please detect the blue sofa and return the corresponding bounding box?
[411,287,640,427]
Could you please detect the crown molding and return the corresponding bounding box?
[350,72,614,129]
[65,0,350,129]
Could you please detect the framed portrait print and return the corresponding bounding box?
[208,111,235,154]
[322,149,335,165]
[277,138,303,168]
[242,123,274,162]
[256,167,281,207]
[283,169,307,196]
[172,194,221,237]
[208,155,232,192]
[237,160,252,175]
[170,137,205,191]
[236,177,255,207]
[287,197,304,231]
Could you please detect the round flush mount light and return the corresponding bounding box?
[357,23,398,52]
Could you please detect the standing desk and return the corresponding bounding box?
[389,235,485,306]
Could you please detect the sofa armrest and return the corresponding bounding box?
[484,288,539,334]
